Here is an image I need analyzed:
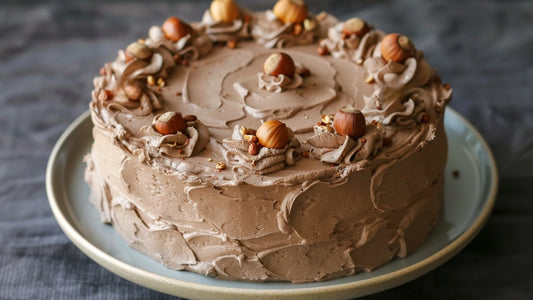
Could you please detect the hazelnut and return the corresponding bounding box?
[246,128,257,135]
[248,142,259,155]
[256,120,289,149]
[243,134,258,143]
[381,33,415,63]
[273,0,308,24]
[227,40,237,49]
[296,66,311,77]
[215,162,226,171]
[125,42,153,61]
[321,114,334,125]
[303,18,316,31]
[210,0,240,23]
[333,107,366,139]
[183,114,197,122]
[317,45,329,56]
[293,23,303,36]
[123,82,143,101]
[147,75,156,86]
[342,17,370,38]
[154,111,187,135]
[162,17,193,42]
[263,52,295,78]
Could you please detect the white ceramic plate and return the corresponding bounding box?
[46,108,498,300]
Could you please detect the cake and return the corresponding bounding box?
[84,0,452,283]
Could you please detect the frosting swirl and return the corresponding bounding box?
[303,125,384,164]
[135,117,210,159]
[200,9,251,42]
[257,73,303,93]
[320,22,384,64]
[145,25,213,60]
[222,125,302,175]
[251,10,319,49]
[361,43,437,127]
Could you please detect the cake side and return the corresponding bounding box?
[84,0,452,283]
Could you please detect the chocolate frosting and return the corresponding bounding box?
[200,9,251,42]
[85,7,453,283]
[251,10,319,48]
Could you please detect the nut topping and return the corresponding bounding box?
[215,162,226,171]
[256,120,289,149]
[333,107,366,139]
[162,17,193,42]
[183,114,197,122]
[381,33,415,63]
[263,52,296,78]
[243,134,258,143]
[210,0,240,23]
[125,42,153,61]
[303,18,316,31]
[317,45,329,56]
[123,82,143,101]
[273,0,308,24]
[147,75,156,86]
[248,142,259,155]
[342,17,370,38]
[154,111,187,135]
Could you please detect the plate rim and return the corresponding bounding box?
[46,108,498,299]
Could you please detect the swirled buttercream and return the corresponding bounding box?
[251,10,319,49]
[320,22,384,63]
[85,5,453,283]
[200,9,251,42]
[303,124,384,164]
[145,25,213,60]
[136,116,210,159]
[257,73,303,93]
[222,125,302,174]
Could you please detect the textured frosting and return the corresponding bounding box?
[200,8,251,42]
[251,10,320,48]
[85,5,453,283]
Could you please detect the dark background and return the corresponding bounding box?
[1,0,532,299]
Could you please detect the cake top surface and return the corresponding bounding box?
[90,0,452,187]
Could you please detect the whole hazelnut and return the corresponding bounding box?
[154,111,187,135]
[333,107,366,139]
[273,0,308,24]
[256,120,289,149]
[381,33,415,63]
[183,114,198,122]
[342,17,370,38]
[263,52,296,78]
[125,42,153,61]
[210,0,240,23]
[162,17,193,42]
[123,82,143,101]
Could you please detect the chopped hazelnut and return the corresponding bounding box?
[227,40,237,49]
[215,162,226,171]
[183,114,197,122]
[147,75,156,86]
[317,45,329,56]
[293,23,303,36]
[248,142,259,155]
